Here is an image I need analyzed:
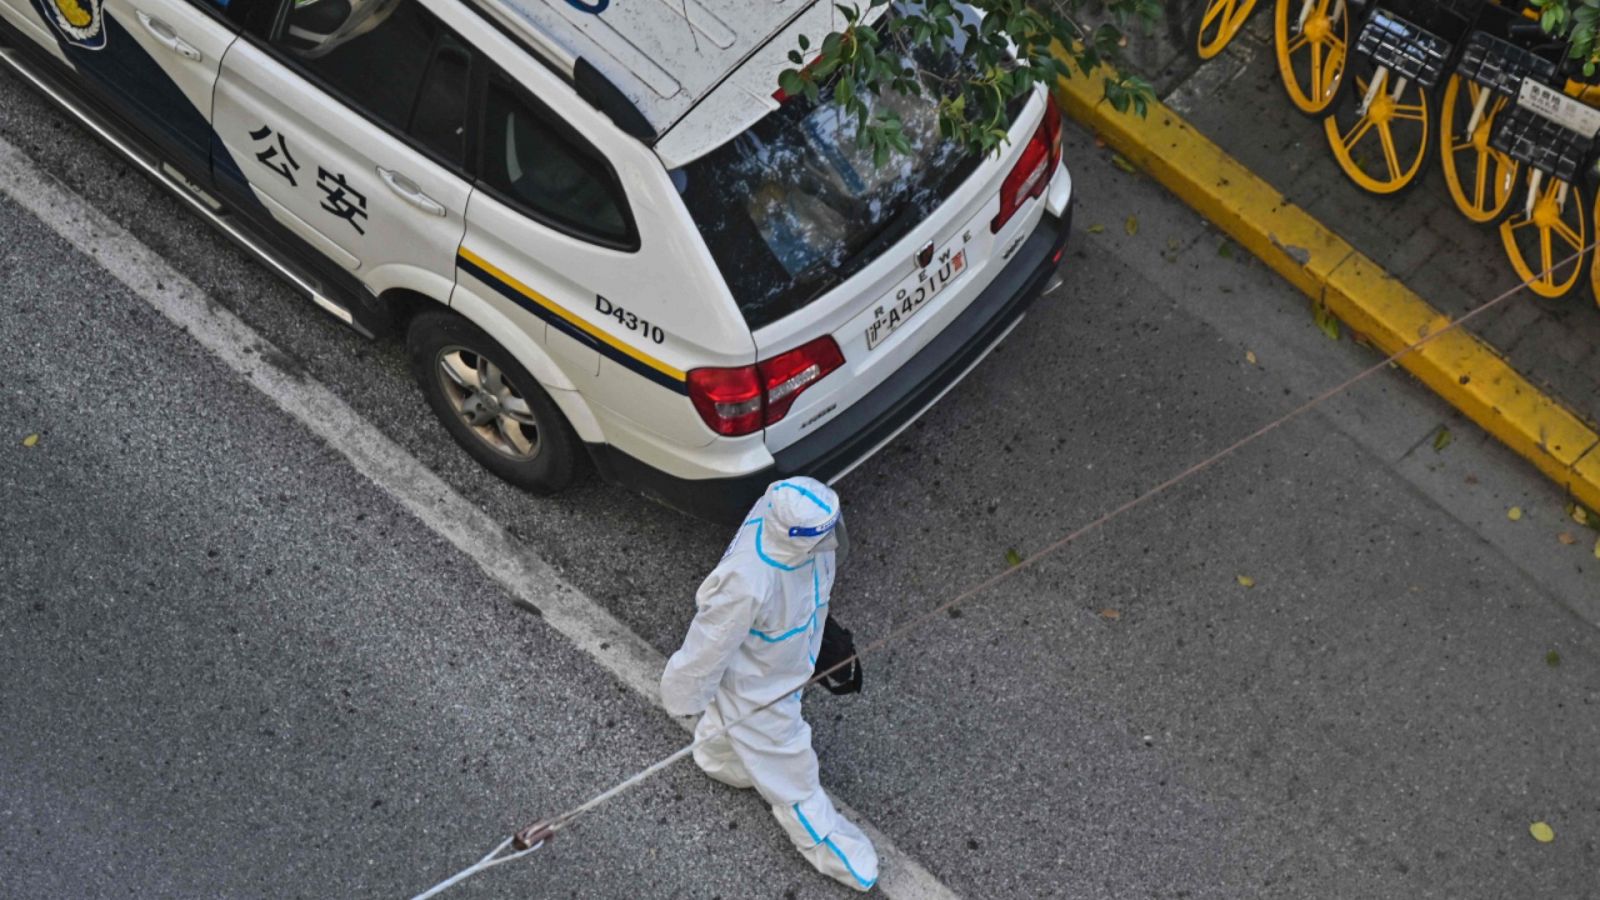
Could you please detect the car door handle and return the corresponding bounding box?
[376,166,447,218]
[136,11,201,61]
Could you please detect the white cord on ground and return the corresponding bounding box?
[414,241,1598,898]
[412,836,545,900]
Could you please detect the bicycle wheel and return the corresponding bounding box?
[1500,175,1588,298]
[1438,75,1518,224]
[1323,62,1432,195]
[1593,185,1600,309]
[1193,0,1261,59]
[1274,0,1349,116]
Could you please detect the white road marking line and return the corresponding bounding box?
[0,134,958,900]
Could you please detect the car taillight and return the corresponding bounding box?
[687,336,845,437]
[991,97,1063,234]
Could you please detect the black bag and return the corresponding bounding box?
[812,617,863,695]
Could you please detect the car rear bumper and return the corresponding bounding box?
[587,200,1074,522]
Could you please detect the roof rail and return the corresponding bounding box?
[464,0,659,142]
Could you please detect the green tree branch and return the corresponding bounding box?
[779,1,1165,161]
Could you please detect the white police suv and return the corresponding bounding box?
[0,0,1073,520]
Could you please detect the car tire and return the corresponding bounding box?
[407,309,581,494]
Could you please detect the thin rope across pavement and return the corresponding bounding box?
[414,243,1595,898]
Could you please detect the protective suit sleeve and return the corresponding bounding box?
[660,568,760,716]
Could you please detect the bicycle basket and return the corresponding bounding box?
[1490,91,1598,182]
[1457,30,1558,98]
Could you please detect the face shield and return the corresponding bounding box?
[796,513,848,566]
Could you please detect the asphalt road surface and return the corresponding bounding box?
[2,61,1598,899]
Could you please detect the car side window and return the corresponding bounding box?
[479,78,635,248]
[268,0,469,167]
[409,33,470,164]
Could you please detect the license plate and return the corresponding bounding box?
[865,248,967,350]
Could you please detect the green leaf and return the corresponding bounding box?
[834,75,854,108]
[1313,302,1341,341]
[1432,427,1453,452]
[1004,548,1024,567]
[1546,649,1562,667]
[1218,241,1235,259]
[778,69,804,98]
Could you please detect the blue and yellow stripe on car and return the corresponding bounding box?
[456,248,688,394]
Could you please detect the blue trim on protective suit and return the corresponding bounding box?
[793,804,876,890]
[749,614,814,643]
[775,481,833,514]
[752,521,802,571]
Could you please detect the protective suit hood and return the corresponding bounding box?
[756,479,841,569]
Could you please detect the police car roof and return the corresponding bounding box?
[471,0,819,145]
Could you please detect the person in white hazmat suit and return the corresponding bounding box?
[660,478,878,892]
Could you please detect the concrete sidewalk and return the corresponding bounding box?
[1170,16,1600,431]
[1058,10,1600,516]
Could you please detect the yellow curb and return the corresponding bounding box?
[1052,68,1600,513]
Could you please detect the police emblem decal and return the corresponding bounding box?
[36,0,107,50]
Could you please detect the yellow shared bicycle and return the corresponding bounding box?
[1321,0,1480,195]
[1490,82,1600,298]
[1437,3,1547,223]
[1184,0,1262,59]
[1275,0,1350,115]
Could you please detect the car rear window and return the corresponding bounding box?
[674,49,1009,330]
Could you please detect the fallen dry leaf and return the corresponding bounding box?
[21,433,39,448]
[1508,506,1524,522]
[1530,821,1555,843]
[1087,223,1106,234]
[1594,536,1600,560]
[1124,215,1139,236]
[1558,532,1577,545]
[1236,574,1255,589]
[1246,350,1258,365]
[1099,608,1121,620]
